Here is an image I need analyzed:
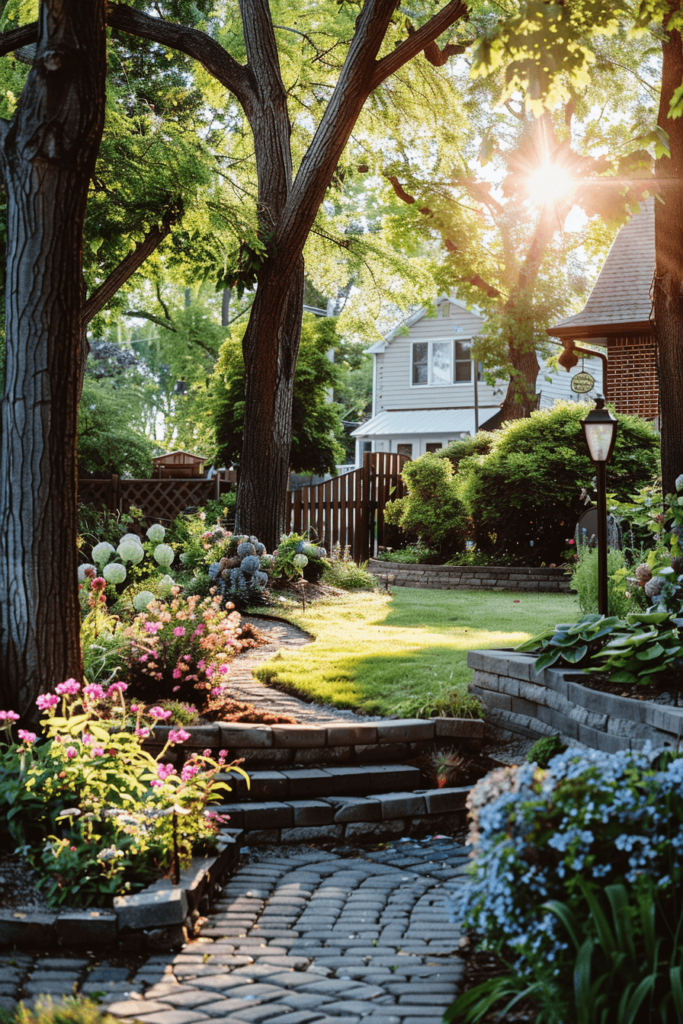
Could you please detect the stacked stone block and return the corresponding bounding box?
[369,561,571,593]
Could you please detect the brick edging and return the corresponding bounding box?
[369,561,572,592]
[467,648,683,752]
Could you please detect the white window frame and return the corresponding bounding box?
[410,338,480,387]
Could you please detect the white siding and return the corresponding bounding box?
[538,355,604,406]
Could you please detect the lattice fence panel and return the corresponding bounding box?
[78,479,115,511]
[120,479,216,523]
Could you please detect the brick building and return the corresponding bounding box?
[548,198,657,420]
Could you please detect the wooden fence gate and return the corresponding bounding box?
[288,452,409,563]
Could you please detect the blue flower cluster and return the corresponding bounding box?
[453,744,683,968]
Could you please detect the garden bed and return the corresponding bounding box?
[368,560,572,593]
[468,648,683,751]
[0,828,242,952]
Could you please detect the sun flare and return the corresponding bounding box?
[527,163,574,206]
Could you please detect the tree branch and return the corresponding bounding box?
[82,202,182,325]
[371,0,468,90]
[125,309,177,332]
[388,175,415,204]
[444,239,503,299]
[106,4,257,113]
[0,21,37,57]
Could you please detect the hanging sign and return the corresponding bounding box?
[571,371,595,394]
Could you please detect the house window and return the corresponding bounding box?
[425,443,443,453]
[454,340,473,381]
[397,443,413,459]
[412,341,452,386]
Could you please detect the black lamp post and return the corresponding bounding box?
[581,396,618,615]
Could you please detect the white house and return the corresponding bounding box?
[351,296,604,465]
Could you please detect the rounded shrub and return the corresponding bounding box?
[383,452,467,557]
[460,402,659,564]
[133,590,156,612]
[103,562,126,585]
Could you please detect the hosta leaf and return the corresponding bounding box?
[609,671,638,683]
[535,647,563,671]
[635,643,664,661]
[561,644,588,664]
[626,612,670,625]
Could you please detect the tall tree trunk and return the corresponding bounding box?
[221,287,231,328]
[654,1,683,498]
[0,0,106,716]
[499,343,540,420]
[235,259,304,549]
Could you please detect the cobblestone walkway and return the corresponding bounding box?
[232,618,376,724]
[1,839,468,1023]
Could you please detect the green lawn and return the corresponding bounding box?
[254,587,578,717]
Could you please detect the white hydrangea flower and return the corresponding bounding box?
[92,542,115,566]
[120,533,143,546]
[133,590,156,612]
[103,562,126,585]
[676,474,683,492]
[77,563,95,581]
[158,575,176,598]
[154,543,175,567]
[293,553,308,568]
[147,523,166,542]
[117,539,144,564]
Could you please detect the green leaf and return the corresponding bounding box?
[562,644,588,664]
[635,643,665,661]
[536,647,563,671]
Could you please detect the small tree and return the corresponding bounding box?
[210,313,345,476]
[384,453,467,558]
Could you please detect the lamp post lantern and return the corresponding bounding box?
[581,396,618,615]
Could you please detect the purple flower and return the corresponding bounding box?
[83,684,105,701]
[56,679,80,696]
[36,694,60,711]
[169,729,190,745]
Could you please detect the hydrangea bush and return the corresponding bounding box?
[456,745,683,972]
[0,682,247,907]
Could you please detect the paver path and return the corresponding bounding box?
[2,839,468,1023]
[231,617,377,723]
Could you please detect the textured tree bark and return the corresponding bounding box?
[0,0,106,715]
[654,3,683,499]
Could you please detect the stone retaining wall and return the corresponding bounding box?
[468,649,683,753]
[369,561,571,592]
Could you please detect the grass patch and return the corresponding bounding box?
[255,587,579,717]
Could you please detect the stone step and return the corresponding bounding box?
[210,786,470,846]
[145,717,484,769]
[219,763,428,802]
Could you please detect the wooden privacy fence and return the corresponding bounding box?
[78,475,225,524]
[289,451,409,563]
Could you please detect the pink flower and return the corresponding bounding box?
[219,749,227,758]
[65,747,77,759]
[136,727,151,739]
[172,669,182,679]
[197,660,206,671]
[183,654,191,662]
[36,694,60,711]
[169,729,190,745]
[148,707,172,720]
[139,655,148,663]
[91,577,106,590]
[92,747,105,757]
[108,682,128,696]
[56,679,80,696]
[157,763,176,780]
[82,733,92,745]
[211,687,223,696]
[144,621,162,634]
[173,686,181,692]
[181,764,200,781]
[218,665,229,675]
[173,627,186,637]
[83,684,105,700]
[150,779,163,788]
[203,748,212,756]
[193,625,206,636]
[17,730,36,744]
[130,705,140,714]
[0,711,20,722]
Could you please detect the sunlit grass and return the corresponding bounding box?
[254,587,578,717]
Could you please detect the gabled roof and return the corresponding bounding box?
[367,295,485,353]
[152,450,206,463]
[548,198,655,339]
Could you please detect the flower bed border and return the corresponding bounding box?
[368,560,572,593]
[0,828,242,952]
[468,649,683,752]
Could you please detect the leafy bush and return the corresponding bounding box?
[77,377,157,479]
[526,734,567,768]
[450,747,683,1023]
[375,545,436,564]
[14,996,117,1024]
[391,690,484,720]
[383,453,467,557]
[322,547,375,590]
[570,545,630,617]
[0,686,246,907]
[517,611,683,686]
[459,402,659,564]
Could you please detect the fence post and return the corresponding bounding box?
[110,474,120,513]
[358,451,372,562]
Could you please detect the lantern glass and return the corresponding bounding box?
[583,421,616,463]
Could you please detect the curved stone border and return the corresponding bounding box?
[0,828,242,952]
[468,649,683,753]
[369,560,571,592]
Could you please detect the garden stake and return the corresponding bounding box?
[172,809,179,885]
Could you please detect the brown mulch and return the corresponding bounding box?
[202,693,297,724]
[569,670,683,705]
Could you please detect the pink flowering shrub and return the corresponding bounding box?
[0,682,248,908]
[121,592,259,707]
